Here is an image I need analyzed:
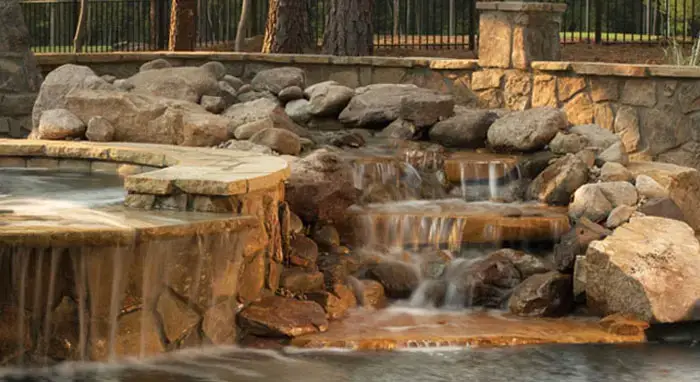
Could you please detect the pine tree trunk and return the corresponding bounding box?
[322,0,374,56]
[235,0,252,51]
[72,0,88,53]
[169,0,197,51]
[262,0,311,54]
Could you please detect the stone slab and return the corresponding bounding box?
[291,308,644,350]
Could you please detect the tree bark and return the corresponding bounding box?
[72,0,88,53]
[262,0,311,54]
[235,0,252,51]
[393,0,399,37]
[169,0,198,51]
[322,0,374,56]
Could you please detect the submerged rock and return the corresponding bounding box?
[586,217,700,322]
[508,271,573,317]
[364,261,421,299]
[237,296,328,337]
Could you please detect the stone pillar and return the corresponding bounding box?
[477,2,567,70]
[0,1,43,138]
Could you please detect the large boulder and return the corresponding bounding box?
[63,89,233,146]
[428,108,499,148]
[251,67,306,95]
[569,182,638,222]
[528,153,589,205]
[305,81,354,117]
[35,108,85,140]
[338,84,454,128]
[125,62,224,103]
[32,64,113,128]
[586,217,700,323]
[249,128,302,156]
[487,107,567,152]
[626,161,700,231]
[285,149,359,223]
[223,98,309,138]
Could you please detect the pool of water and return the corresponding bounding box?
[1,343,698,382]
[0,168,125,207]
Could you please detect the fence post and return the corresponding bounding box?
[594,0,602,44]
[468,0,476,51]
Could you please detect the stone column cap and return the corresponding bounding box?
[476,1,568,13]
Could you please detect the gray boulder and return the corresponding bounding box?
[126,63,223,103]
[428,108,499,148]
[251,67,306,95]
[487,107,567,152]
[35,108,86,140]
[32,64,114,128]
[223,98,309,138]
[305,81,354,117]
[249,128,302,156]
[339,84,454,128]
[85,116,115,142]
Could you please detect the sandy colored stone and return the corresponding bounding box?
[586,216,700,323]
[471,69,505,91]
[563,92,594,126]
[290,309,645,350]
[593,103,615,132]
[614,106,640,153]
[532,74,557,108]
[238,295,329,337]
[627,161,700,231]
[557,77,586,101]
[478,12,513,68]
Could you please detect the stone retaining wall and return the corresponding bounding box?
[34,52,700,170]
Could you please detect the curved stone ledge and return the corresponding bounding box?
[0,139,290,196]
[0,206,260,247]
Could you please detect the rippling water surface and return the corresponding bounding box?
[0,344,698,382]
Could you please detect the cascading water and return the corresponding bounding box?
[0,169,258,365]
[344,148,569,311]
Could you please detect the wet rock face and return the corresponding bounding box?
[237,296,329,337]
[508,271,574,317]
[586,217,700,323]
[364,261,421,299]
[285,149,359,223]
[448,253,523,308]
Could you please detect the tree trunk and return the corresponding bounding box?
[262,0,311,53]
[72,0,88,53]
[235,0,252,51]
[393,0,399,37]
[322,0,374,56]
[150,0,158,49]
[169,0,197,51]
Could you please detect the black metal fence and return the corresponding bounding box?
[20,0,700,53]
